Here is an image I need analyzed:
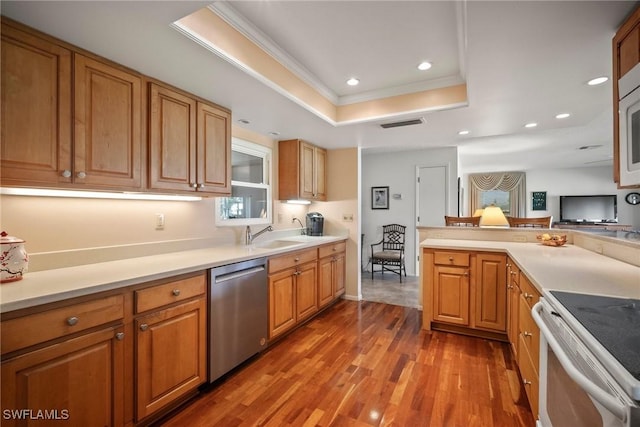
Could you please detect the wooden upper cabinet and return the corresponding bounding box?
[0,23,72,186]
[278,139,327,201]
[197,102,231,194]
[149,83,197,192]
[74,54,143,189]
[149,82,231,195]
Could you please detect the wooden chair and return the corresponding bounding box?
[370,224,407,282]
[444,216,480,227]
[506,216,552,228]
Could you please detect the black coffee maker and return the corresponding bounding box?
[306,212,324,236]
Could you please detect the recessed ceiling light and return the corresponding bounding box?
[417,61,432,71]
[556,113,570,119]
[524,122,538,128]
[587,76,608,86]
[238,119,250,124]
[268,131,280,136]
[458,130,470,135]
[346,77,359,86]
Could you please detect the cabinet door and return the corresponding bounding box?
[474,253,507,332]
[136,297,206,420]
[318,256,334,308]
[299,141,316,199]
[1,25,72,185]
[149,83,197,192]
[619,23,640,78]
[313,146,327,201]
[507,259,520,357]
[197,102,231,194]
[268,269,296,339]
[1,326,124,427]
[74,54,142,189]
[433,265,469,325]
[296,262,318,321]
[334,252,346,297]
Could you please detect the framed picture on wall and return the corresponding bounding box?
[372,186,389,209]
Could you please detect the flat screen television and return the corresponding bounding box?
[558,195,618,223]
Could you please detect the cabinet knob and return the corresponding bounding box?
[448,256,454,261]
[198,183,205,189]
[332,247,337,251]
[140,324,149,331]
[66,316,79,326]
[524,293,533,300]
[523,331,533,338]
[507,285,513,290]
[191,183,198,188]
[523,379,532,386]
[172,289,181,297]
[463,271,469,276]
[61,169,72,178]
[76,171,86,179]
[115,332,125,341]
[294,257,300,262]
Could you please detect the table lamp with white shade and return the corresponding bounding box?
[479,205,509,227]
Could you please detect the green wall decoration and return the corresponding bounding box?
[532,191,547,211]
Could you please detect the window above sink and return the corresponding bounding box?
[215,138,272,226]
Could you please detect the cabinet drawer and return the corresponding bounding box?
[518,295,540,371]
[268,248,317,273]
[135,273,206,313]
[318,241,346,259]
[519,274,540,310]
[1,294,124,354]
[518,333,540,417]
[433,251,469,267]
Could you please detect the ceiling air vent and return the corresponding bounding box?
[380,117,424,129]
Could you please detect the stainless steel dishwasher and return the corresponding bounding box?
[209,257,268,383]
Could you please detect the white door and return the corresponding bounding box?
[417,165,448,227]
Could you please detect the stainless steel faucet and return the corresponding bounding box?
[245,225,273,245]
[292,217,306,235]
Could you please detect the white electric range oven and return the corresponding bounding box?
[532,291,640,427]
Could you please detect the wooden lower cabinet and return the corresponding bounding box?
[268,260,318,339]
[318,242,346,308]
[135,297,206,421]
[1,325,125,427]
[426,249,506,336]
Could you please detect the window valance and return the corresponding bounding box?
[469,172,526,217]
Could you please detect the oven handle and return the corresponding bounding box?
[532,302,627,422]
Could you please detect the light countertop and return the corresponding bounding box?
[420,239,640,299]
[0,235,346,313]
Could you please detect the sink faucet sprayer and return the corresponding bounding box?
[292,217,306,235]
[245,225,273,245]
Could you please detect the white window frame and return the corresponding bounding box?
[214,138,272,226]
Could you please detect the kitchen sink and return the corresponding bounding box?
[255,240,304,250]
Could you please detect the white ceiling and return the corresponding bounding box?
[2,1,637,173]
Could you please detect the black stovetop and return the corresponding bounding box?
[550,291,640,381]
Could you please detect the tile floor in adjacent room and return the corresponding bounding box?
[360,271,420,309]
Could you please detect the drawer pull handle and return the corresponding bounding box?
[115,332,125,341]
[172,289,181,297]
[523,379,532,386]
[524,293,533,300]
[140,324,149,331]
[66,316,79,326]
[523,331,533,338]
[294,257,300,262]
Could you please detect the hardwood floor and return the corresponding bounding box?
[160,300,534,427]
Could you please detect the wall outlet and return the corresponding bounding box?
[342,213,354,222]
[512,235,527,242]
[432,233,444,238]
[155,213,165,230]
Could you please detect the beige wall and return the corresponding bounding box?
[322,148,360,300]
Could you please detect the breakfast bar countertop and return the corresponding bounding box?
[0,235,347,314]
[420,238,640,300]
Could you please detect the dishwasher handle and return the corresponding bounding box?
[214,266,265,284]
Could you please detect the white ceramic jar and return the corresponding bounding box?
[1,231,29,283]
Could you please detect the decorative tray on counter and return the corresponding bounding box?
[536,233,567,247]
